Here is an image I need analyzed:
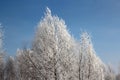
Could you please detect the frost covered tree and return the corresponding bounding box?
[5,56,17,80]
[32,7,77,80]
[16,49,30,80]
[16,48,41,80]
[0,54,4,80]
[116,75,120,80]
[104,64,116,80]
[32,8,59,80]
[116,65,120,80]
[78,32,105,80]
[77,41,84,80]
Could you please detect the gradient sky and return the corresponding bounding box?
[0,0,120,69]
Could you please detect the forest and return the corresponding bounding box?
[0,8,119,80]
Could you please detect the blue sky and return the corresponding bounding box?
[0,0,120,68]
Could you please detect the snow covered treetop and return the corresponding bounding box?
[44,7,52,19]
[46,7,51,16]
[80,32,92,47]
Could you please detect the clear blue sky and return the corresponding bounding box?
[0,0,120,68]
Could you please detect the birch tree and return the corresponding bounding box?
[5,56,17,80]
[32,8,59,80]
[16,48,41,80]
[79,32,105,80]
[16,49,28,80]
[104,64,116,80]
[32,7,77,80]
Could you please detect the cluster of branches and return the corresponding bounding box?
[0,8,119,80]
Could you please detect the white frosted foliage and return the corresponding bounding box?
[78,32,105,80]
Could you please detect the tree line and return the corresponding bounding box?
[0,8,119,80]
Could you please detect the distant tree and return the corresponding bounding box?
[116,65,120,80]
[0,53,4,80]
[116,75,120,80]
[78,32,105,80]
[16,49,29,80]
[77,40,84,80]
[16,48,41,80]
[104,64,116,80]
[5,56,17,80]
